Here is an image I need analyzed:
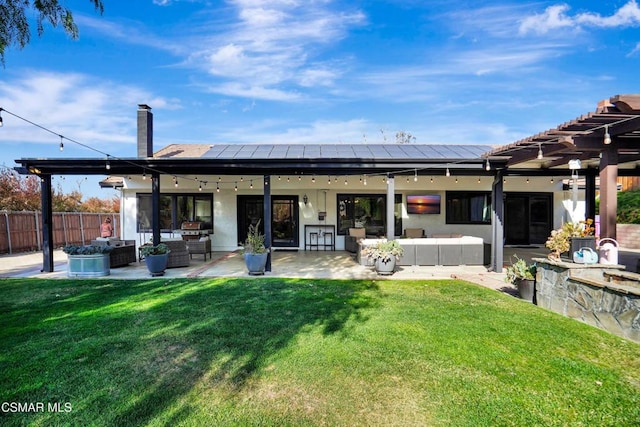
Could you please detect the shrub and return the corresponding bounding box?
[63,244,114,255]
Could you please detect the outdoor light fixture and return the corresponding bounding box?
[216,183,220,192]
[537,144,543,160]
[303,194,308,205]
[59,136,64,151]
[234,182,238,192]
[142,171,146,180]
[414,169,418,182]
[250,180,254,189]
[105,160,111,170]
[485,159,490,171]
[199,182,202,191]
[445,167,451,177]
[604,125,612,145]
[363,177,367,186]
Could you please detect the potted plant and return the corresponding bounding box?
[140,243,170,276]
[361,239,404,275]
[63,244,114,277]
[504,255,536,303]
[242,220,269,275]
[545,219,596,260]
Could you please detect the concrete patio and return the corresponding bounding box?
[2,246,639,295]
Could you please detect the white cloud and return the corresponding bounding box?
[0,71,176,153]
[519,1,640,35]
[186,1,366,100]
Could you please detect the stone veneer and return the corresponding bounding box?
[534,257,640,344]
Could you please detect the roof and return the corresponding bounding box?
[17,143,501,178]
[155,143,493,161]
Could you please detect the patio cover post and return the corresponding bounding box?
[151,172,161,246]
[490,170,504,272]
[386,175,395,240]
[41,174,54,272]
[263,175,272,272]
[599,147,618,239]
[585,171,597,222]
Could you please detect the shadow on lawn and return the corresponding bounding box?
[3,278,380,425]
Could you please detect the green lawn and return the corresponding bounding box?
[1,277,639,426]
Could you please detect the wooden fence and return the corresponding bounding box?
[0,211,119,254]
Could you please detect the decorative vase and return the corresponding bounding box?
[515,278,536,303]
[67,254,110,277]
[374,257,396,275]
[145,253,169,277]
[245,252,268,275]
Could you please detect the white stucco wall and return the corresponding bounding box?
[117,173,585,251]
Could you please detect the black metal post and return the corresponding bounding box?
[40,174,54,272]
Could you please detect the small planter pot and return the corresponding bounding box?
[245,252,268,275]
[67,254,110,278]
[374,257,396,275]
[145,253,169,277]
[514,278,536,303]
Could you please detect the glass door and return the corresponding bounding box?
[237,195,299,248]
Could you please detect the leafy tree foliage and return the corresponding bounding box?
[0,0,104,64]
[0,169,40,210]
[0,169,118,212]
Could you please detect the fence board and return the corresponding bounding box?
[0,211,118,254]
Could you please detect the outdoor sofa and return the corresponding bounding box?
[91,238,137,267]
[355,232,485,267]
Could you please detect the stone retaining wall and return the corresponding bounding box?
[534,258,640,343]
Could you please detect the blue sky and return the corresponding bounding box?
[1,0,639,198]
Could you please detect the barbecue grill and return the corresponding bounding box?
[173,221,213,240]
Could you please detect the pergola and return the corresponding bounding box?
[13,94,640,274]
[486,94,640,240]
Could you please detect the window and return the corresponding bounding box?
[137,193,213,232]
[337,194,402,236]
[446,191,491,224]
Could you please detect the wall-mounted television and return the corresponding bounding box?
[407,195,441,214]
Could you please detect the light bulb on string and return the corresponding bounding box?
[59,136,64,152]
[216,183,220,192]
[445,167,450,177]
[414,169,418,182]
[234,182,238,192]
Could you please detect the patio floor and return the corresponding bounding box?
[2,246,639,294]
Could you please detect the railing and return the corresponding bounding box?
[0,211,119,254]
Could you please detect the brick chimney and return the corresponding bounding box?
[137,104,153,157]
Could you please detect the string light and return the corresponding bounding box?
[250,180,254,189]
[604,125,611,145]
[216,183,220,192]
[414,169,418,182]
[485,159,490,171]
[363,177,367,186]
[142,171,146,180]
[105,160,110,170]
[537,144,544,160]
[59,136,64,151]
[199,182,202,191]
[430,176,434,183]
[445,167,450,177]
[234,182,238,191]
[550,177,554,184]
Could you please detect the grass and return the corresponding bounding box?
[1,277,639,426]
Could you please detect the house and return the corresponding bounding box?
[14,95,640,273]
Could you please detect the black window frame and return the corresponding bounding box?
[337,193,402,236]
[136,193,214,232]
[445,191,492,225]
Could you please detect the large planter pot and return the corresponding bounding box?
[563,237,597,262]
[514,278,536,303]
[67,254,110,278]
[145,253,169,277]
[374,257,396,275]
[245,252,268,275]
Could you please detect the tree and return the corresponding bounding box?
[0,0,104,64]
[0,168,40,210]
[395,131,416,144]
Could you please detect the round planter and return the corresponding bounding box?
[374,257,396,275]
[515,278,536,303]
[145,253,169,277]
[67,254,110,278]
[245,252,268,275]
